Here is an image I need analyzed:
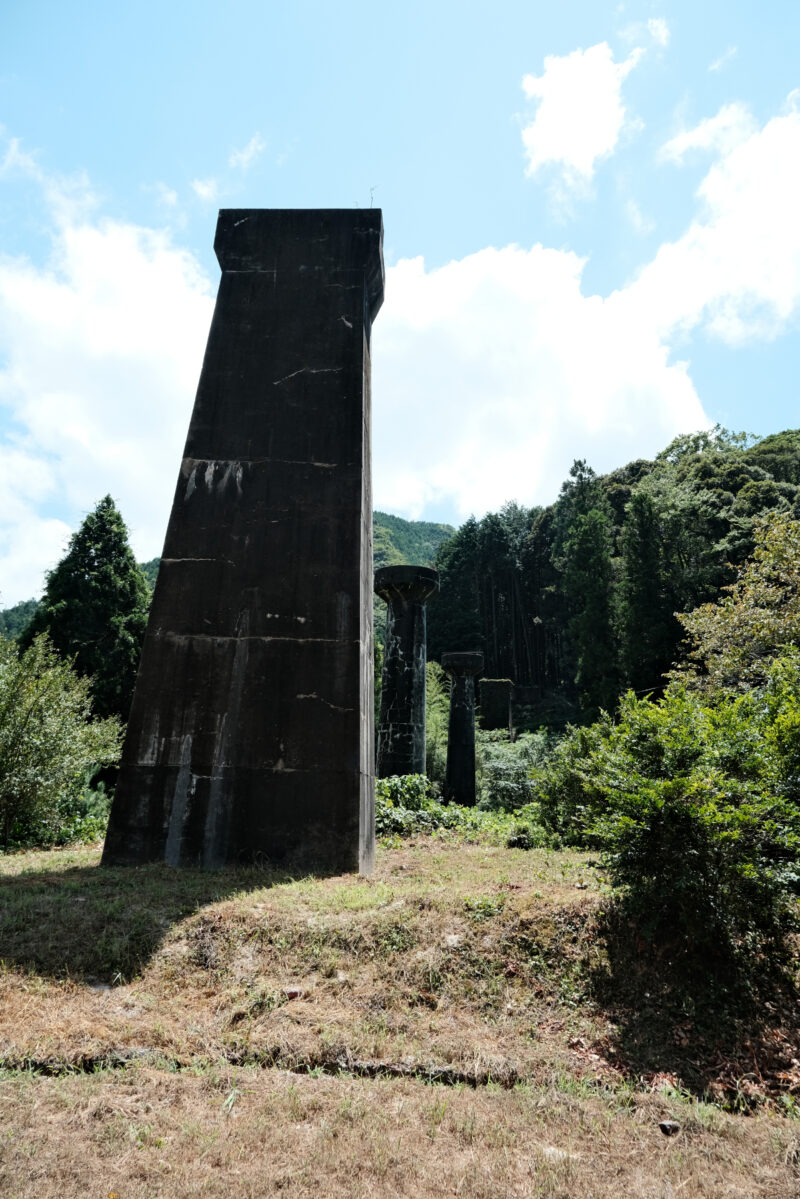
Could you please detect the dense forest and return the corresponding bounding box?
[426,427,800,726]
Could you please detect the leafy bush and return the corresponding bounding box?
[531,664,800,971]
[505,803,557,849]
[375,774,515,845]
[528,722,608,845]
[0,633,122,848]
[477,730,553,812]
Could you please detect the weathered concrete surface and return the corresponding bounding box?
[374,566,439,777]
[442,651,484,807]
[479,678,513,732]
[102,209,384,873]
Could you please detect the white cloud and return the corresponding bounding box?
[3,94,800,600]
[660,102,756,161]
[638,101,800,344]
[647,18,670,47]
[521,43,643,186]
[619,17,670,48]
[372,247,706,521]
[374,97,800,520]
[0,194,214,602]
[229,133,266,170]
[191,177,219,202]
[709,46,737,72]
[0,442,72,606]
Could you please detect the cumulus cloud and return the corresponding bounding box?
[372,246,705,520]
[374,96,800,519]
[638,101,800,343]
[2,92,800,601]
[521,43,643,187]
[152,182,178,207]
[229,133,266,170]
[0,189,214,602]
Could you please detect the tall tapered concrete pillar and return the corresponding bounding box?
[442,652,484,806]
[102,208,384,873]
[374,565,439,777]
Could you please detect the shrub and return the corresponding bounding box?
[528,721,608,845]
[477,730,553,813]
[591,673,800,968]
[505,803,556,849]
[374,774,514,845]
[0,633,122,848]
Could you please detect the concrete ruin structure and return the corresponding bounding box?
[442,651,484,806]
[102,208,384,873]
[374,565,439,777]
[479,678,513,732]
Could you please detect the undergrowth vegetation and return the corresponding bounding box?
[0,633,121,849]
[375,773,518,844]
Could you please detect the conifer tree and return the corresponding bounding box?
[617,489,677,695]
[557,461,618,718]
[21,496,150,720]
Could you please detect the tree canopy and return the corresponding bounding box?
[427,427,800,726]
[20,496,150,720]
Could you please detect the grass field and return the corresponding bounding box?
[1,834,798,1197]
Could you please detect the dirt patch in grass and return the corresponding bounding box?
[2,1063,798,1199]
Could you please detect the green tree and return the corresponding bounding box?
[427,516,483,660]
[675,512,800,694]
[617,489,677,695]
[0,633,121,847]
[557,461,618,718]
[21,496,150,720]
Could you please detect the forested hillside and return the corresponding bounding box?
[0,598,38,640]
[373,511,455,570]
[427,427,800,726]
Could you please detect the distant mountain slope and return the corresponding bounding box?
[139,558,160,591]
[374,511,455,570]
[0,598,39,640]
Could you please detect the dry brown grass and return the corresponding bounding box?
[1,837,799,1197]
[0,840,607,1082]
[2,1064,799,1198]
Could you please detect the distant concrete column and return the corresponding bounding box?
[442,651,484,806]
[374,565,439,777]
[479,678,513,732]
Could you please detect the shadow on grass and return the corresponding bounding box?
[0,854,323,984]
[587,907,800,1103]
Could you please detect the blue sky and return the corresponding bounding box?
[0,0,798,603]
